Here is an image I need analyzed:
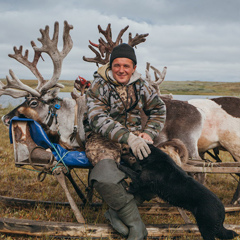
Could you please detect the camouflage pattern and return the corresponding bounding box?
[115,84,137,109]
[85,63,166,145]
[85,132,122,166]
[85,131,138,166]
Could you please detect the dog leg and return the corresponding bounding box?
[118,164,139,180]
[118,164,141,193]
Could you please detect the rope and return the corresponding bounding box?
[50,143,70,174]
[29,143,70,181]
[200,161,215,173]
[20,166,48,174]
[29,146,55,181]
[230,173,240,183]
[72,168,87,187]
[72,169,102,201]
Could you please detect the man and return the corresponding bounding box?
[84,43,166,240]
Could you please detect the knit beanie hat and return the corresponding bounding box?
[110,43,137,67]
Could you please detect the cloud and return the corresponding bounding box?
[0,0,239,85]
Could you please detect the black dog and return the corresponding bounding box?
[119,145,238,240]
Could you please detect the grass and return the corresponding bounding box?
[160,80,240,96]
[1,83,240,239]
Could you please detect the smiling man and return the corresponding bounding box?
[84,43,166,240]
[112,57,136,84]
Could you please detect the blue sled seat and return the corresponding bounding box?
[9,117,92,168]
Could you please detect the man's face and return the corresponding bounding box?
[111,58,137,85]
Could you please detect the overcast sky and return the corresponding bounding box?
[0,0,239,84]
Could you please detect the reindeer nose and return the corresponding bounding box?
[1,115,10,126]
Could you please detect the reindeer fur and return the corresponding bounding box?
[189,97,240,162]
[157,138,188,167]
[141,97,204,160]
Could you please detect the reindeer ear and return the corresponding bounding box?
[42,88,60,101]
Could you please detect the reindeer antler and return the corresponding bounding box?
[34,20,73,92]
[0,80,29,98]
[0,21,73,98]
[4,69,41,97]
[83,24,149,66]
[145,62,167,97]
[8,42,46,90]
[72,76,91,97]
[128,32,149,48]
[150,65,167,85]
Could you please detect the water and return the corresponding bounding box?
[0,92,72,108]
[172,94,220,101]
[0,93,221,108]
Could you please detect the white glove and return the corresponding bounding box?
[127,133,152,160]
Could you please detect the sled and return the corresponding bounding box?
[5,117,240,238]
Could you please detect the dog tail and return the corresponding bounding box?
[216,225,238,239]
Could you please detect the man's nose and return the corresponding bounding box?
[119,66,124,72]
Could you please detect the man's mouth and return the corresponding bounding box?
[117,74,126,78]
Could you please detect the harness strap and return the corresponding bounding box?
[46,105,55,127]
[74,103,78,128]
[46,99,62,128]
[74,102,85,148]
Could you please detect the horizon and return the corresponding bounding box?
[0,0,239,83]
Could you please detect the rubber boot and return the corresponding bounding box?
[104,208,129,237]
[94,180,132,237]
[117,199,148,240]
[90,159,147,239]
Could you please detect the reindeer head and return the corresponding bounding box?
[1,21,73,126]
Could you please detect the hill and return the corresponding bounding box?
[1,79,240,96]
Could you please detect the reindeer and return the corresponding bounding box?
[140,64,203,161]
[143,62,240,163]
[189,97,240,162]
[0,21,86,150]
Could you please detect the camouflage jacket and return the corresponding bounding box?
[84,63,166,144]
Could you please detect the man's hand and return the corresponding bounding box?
[127,133,152,160]
[138,132,153,143]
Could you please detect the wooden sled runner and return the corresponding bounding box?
[3,117,240,238]
[1,217,240,238]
